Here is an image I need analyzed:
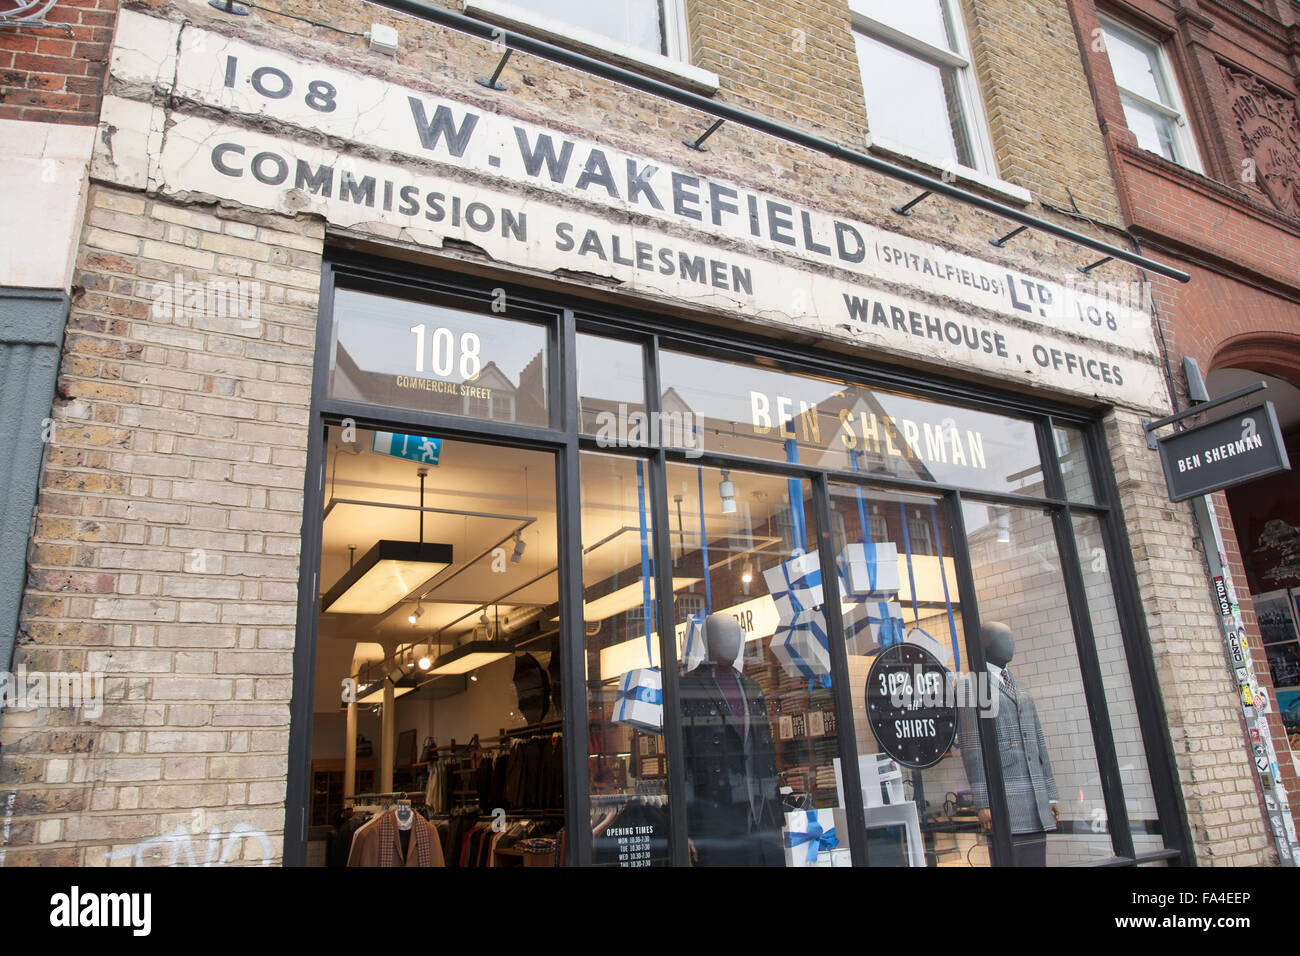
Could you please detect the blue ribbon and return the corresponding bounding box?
[775,618,832,690]
[786,810,839,864]
[635,461,655,667]
[872,601,905,648]
[930,502,960,673]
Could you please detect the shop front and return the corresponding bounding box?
[8,1,1277,868]
[287,255,1187,867]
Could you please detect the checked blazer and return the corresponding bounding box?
[958,667,1059,835]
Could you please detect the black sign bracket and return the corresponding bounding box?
[1141,380,1268,450]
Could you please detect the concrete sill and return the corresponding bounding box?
[867,136,1033,207]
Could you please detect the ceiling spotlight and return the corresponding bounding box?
[511,531,526,565]
[741,562,753,584]
[719,470,737,514]
[408,603,423,625]
[417,655,431,670]
[469,673,479,682]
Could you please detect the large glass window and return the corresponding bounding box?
[665,462,852,866]
[659,348,1042,496]
[961,500,1113,864]
[306,268,1183,867]
[1071,514,1164,855]
[1099,18,1202,171]
[831,483,993,867]
[329,287,550,427]
[850,0,995,173]
[308,426,564,867]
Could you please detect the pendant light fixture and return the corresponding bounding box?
[321,466,453,615]
[719,469,737,514]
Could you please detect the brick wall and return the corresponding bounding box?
[1105,407,1273,865]
[0,0,118,124]
[0,184,322,865]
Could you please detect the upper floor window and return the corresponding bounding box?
[1099,17,1202,172]
[464,0,716,93]
[497,0,680,58]
[850,0,996,174]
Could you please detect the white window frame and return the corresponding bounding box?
[1098,16,1203,173]
[463,0,720,95]
[849,0,1000,181]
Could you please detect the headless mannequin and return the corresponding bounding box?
[972,623,1058,866]
[678,613,783,866]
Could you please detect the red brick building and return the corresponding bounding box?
[1070,0,1300,844]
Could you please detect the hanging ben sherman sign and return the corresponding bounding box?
[100,10,1167,409]
[1157,402,1291,502]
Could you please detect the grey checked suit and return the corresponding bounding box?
[958,668,1058,834]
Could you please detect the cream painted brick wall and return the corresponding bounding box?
[0,185,322,866]
[1104,408,1272,866]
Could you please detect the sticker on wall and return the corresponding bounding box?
[865,643,957,769]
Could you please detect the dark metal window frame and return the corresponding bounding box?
[283,251,1191,867]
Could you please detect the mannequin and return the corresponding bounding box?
[678,612,784,866]
[958,622,1058,867]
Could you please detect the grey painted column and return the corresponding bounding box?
[0,288,70,672]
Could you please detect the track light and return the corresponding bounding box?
[511,531,526,564]
[470,673,479,682]
[741,562,753,584]
[418,655,431,670]
[719,470,737,514]
[408,603,423,625]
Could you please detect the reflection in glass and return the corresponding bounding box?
[330,288,549,426]
[856,32,972,167]
[1072,514,1164,855]
[580,452,671,866]
[666,463,851,866]
[1053,424,1097,504]
[577,334,646,436]
[507,0,666,54]
[659,349,1042,496]
[962,501,1111,865]
[853,0,955,51]
[830,483,992,866]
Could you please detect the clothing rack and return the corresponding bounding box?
[483,719,563,744]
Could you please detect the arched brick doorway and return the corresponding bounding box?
[1206,343,1300,768]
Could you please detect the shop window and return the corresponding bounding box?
[1053,423,1098,505]
[666,462,854,867]
[1098,17,1202,172]
[580,452,673,865]
[1071,514,1165,855]
[309,425,565,867]
[657,347,1042,497]
[329,286,550,428]
[576,333,647,437]
[849,0,996,174]
[830,483,991,867]
[960,500,1114,865]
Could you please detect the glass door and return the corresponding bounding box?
[308,424,563,868]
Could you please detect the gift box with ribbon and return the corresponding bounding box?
[769,611,831,682]
[783,808,840,867]
[842,599,905,650]
[763,551,825,619]
[612,667,663,732]
[836,541,900,599]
